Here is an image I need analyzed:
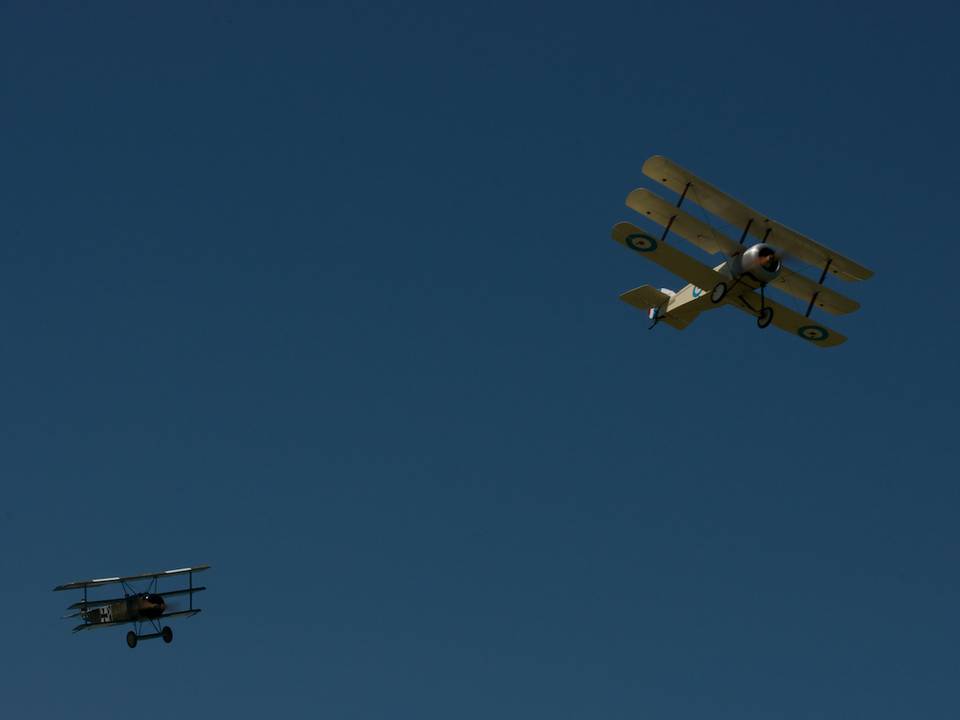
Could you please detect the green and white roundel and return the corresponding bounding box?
[625,232,657,252]
[797,325,830,342]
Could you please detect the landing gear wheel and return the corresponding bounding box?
[758,306,774,329]
[126,631,138,649]
[162,626,173,644]
[710,282,727,304]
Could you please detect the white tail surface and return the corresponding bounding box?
[620,285,672,313]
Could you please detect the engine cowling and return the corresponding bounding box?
[731,243,782,283]
[134,593,166,619]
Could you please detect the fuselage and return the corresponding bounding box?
[81,593,166,625]
[657,244,783,327]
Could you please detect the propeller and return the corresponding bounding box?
[773,246,794,269]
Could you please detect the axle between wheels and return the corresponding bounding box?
[126,626,173,648]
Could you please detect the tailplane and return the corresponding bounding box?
[620,285,673,318]
[619,285,698,330]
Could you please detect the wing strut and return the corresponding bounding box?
[805,259,833,317]
[659,182,692,244]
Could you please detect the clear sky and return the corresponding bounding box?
[2,2,958,718]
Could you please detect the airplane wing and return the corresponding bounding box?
[156,587,206,600]
[770,267,860,315]
[728,292,847,347]
[626,188,740,256]
[54,565,210,592]
[612,222,724,291]
[72,619,134,633]
[642,155,873,281]
[71,609,202,633]
[66,596,123,610]
[64,586,206,610]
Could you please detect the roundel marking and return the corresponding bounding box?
[797,325,829,342]
[692,286,703,298]
[625,232,657,253]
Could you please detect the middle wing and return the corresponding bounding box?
[65,587,207,611]
[626,188,740,256]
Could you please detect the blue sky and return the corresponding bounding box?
[2,2,958,718]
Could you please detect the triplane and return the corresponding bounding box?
[612,156,873,347]
[54,565,210,648]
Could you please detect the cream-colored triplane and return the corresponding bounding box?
[613,156,873,347]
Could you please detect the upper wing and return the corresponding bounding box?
[626,188,740,256]
[728,292,848,347]
[54,564,210,592]
[642,155,873,281]
[612,222,725,291]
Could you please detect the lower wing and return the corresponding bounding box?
[611,222,724,291]
[729,292,847,347]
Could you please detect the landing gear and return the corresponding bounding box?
[126,622,174,647]
[757,306,774,329]
[710,282,727,303]
[756,284,773,328]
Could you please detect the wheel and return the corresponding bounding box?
[710,282,727,303]
[757,306,774,329]
[162,626,173,644]
[126,631,138,649]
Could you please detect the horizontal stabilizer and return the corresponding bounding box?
[619,285,671,311]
